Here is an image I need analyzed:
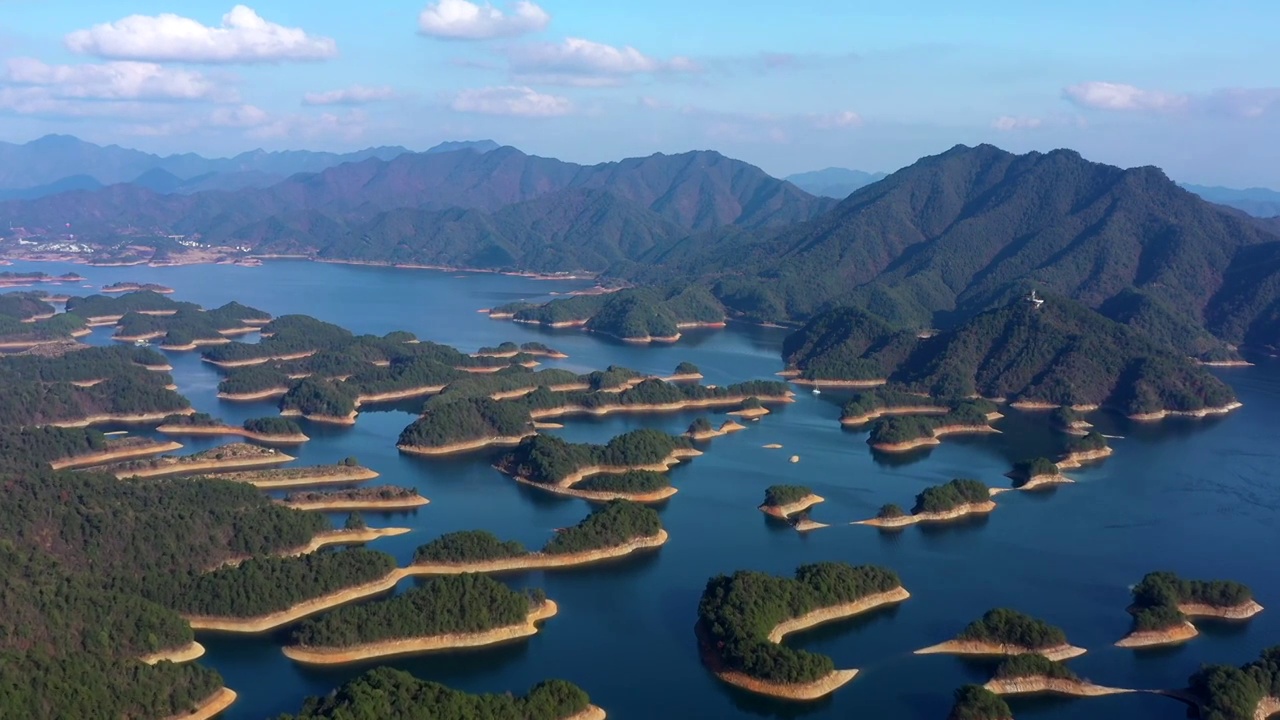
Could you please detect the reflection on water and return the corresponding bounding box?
[6,259,1280,719]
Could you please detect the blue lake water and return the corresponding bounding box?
[9,259,1280,719]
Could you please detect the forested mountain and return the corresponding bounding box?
[785,167,888,198]
[1183,183,1280,218]
[784,298,1238,415]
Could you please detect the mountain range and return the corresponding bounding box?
[1181,183,1280,218]
[784,167,889,199]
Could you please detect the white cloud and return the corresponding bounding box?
[419,0,549,40]
[992,115,1044,131]
[810,110,862,129]
[0,87,153,118]
[65,5,337,63]
[1063,81,1188,112]
[4,57,229,101]
[303,85,397,106]
[450,85,570,117]
[506,37,701,85]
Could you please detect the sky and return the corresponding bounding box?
[1,0,1279,187]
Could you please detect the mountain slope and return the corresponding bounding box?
[786,167,888,198]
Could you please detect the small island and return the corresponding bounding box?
[697,562,909,701]
[473,341,568,359]
[758,485,825,521]
[102,282,175,294]
[685,417,746,440]
[1001,458,1073,492]
[865,401,1000,453]
[948,685,1013,720]
[1057,432,1113,469]
[209,459,379,489]
[281,574,555,665]
[1116,571,1262,648]
[156,413,310,444]
[48,434,184,470]
[104,443,293,479]
[727,396,771,419]
[1189,646,1280,720]
[407,501,667,575]
[397,396,535,455]
[282,485,429,512]
[915,608,1085,661]
[984,654,1129,697]
[668,361,704,381]
[857,478,996,528]
[498,429,700,502]
[277,668,605,720]
[1050,407,1093,436]
[489,285,726,344]
[840,388,949,426]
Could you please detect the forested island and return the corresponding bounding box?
[408,501,667,574]
[157,412,310,443]
[685,416,746,440]
[475,341,568,359]
[948,685,1013,720]
[1116,571,1262,648]
[859,478,996,528]
[103,442,293,479]
[783,300,1240,420]
[46,432,184,469]
[209,459,379,489]
[983,654,1129,698]
[865,401,1000,453]
[915,608,1084,660]
[697,562,908,700]
[758,485,824,520]
[1188,646,1280,720]
[1057,432,1113,468]
[1003,458,1072,491]
[278,668,603,720]
[102,282,175,294]
[282,574,554,664]
[282,485,428,512]
[490,285,725,343]
[840,387,949,425]
[498,429,699,501]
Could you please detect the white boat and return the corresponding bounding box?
[811,388,821,395]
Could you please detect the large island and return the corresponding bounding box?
[1116,571,1262,648]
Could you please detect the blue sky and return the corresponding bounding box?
[1,0,1278,186]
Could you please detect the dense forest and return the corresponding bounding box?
[65,290,184,319]
[698,563,902,684]
[398,397,533,448]
[955,609,1069,649]
[279,667,593,720]
[1189,646,1280,720]
[867,402,994,446]
[492,285,725,340]
[840,386,949,421]
[912,479,991,514]
[1009,458,1060,485]
[947,685,1013,720]
[500,429,692,485]
[1130,571,1254,632]
[762,485,814,507]
[993,653,1079,681]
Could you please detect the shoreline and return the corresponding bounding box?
[1128,401,1243,421]
[528,394,794,421]
[788,377,888,389]
[869,425,1000,453]
[1179,599,1265,620]
[280,408,359,426]
[185,569,410,633]
[1115,621,1200,648]
[281,600,559,666]
[509,448,703,494]
[114,450,295,479]
[915,639,1086,661]
[140,640,206,665]
[354,384,447,406]
[102,283,175,294]
[994,473,1075,493]
[1057,447,1114,469]
[202,350,316,369]
[984,676,1132,697]
[406,530,668,576]
[841,406,948,426]
[685,420,747,440]
[512,475,679,503]
[759,494,825,520]
[217,387,290,401]
[49,440,184,470]
[695,626,855,702]
[163,687,237,720]
[283,495,430,512]
[398,434,536,456]
[156,424,310,444]
[157,337,233,351]
[213,465,380,489]
[856,501,997,528]
[768,587,912,643]
[49,407,195,428]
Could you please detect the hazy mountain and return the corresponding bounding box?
[0,174,103,201]
[1182,183,1280,218]
[785,167,888,198]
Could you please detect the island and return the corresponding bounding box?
[520,379,794,422]
[915,608,1085,660]
[103,443,294,479]
[282,574,554,664]
[397,396,536,455]
[1001,458,1073,491]
[1116,571,1262,648]
[1057,432,1113,469]
[489,285,726,343]
[857,478,996,528]
[685,416,746,440]
[840,388,949,425]
[727,396,771,418]
[156,413,310,444]
[1051,407,1093,436]
[948,685,1013,720]
[1188,646,1280,720]
[985,654,1131,698]
[65,290,184,324]
[208,459,379,489]
[0,270,85,287]
[407,500,666,575]
[473,341,568,359]
[497,429,699,502]
[282,486,429,512]
[48,434,184,470]
[277,668,605,720]
[758,485,825,520]
[102,282,175,294]
[176,548,402,633]
[697,562,909,701]
[866,402,1000,453]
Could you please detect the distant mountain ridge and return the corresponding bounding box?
[0,135,498,197]
[785,167,888,198]
[1182,183,1280,218]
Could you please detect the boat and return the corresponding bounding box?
[812,388,821,395]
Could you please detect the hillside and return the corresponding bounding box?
[784,297,1238,416]
[640,144,1280,356]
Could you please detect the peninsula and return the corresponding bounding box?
[697,562,908,701]
[48,435,184,470]
[282,574,555,665]
[104,443,293,479]
[282,486,429,512]
[916,608,1085,661]
[156,413,310,444]
[498,429,699,502]
[1116,571,1262,648]
[984,654,1131,697]
[1001,458,1074,491]
[857,478,996,528]
[406,501,666,575]
[473,340,567,359]
[209,460,379,489]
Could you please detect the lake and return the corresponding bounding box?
[10,258,1280,719]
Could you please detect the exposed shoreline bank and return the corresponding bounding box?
[869,424,1000,453]
[140,641,206,665]
[163,687,237,720]
[759,494,825,520]
[156,424,309,444]
[213,465,380,489]
[398,434,535,456]
[914,639,1086,661]
[856,501,997,528]
[406,530,668,576]
[49,440,184,470]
